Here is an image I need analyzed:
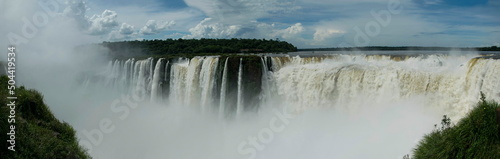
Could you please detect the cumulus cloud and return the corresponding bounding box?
[182,0,305,45]
[118,23,135,35]
[87,10,119,35]
[59,1,180,40]
[278,23,305,38]
[109,23,137,40]
[184,18,241,38]
[313,28,345,41]
[139,20,176,35]
[52,0,498,47]
[63,0,90,30]
[63,1,119,35]
[184,18,305,44]
[184,0,299,24]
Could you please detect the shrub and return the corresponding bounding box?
[413,93,500,159]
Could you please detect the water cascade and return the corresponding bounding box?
[94,54,500,120]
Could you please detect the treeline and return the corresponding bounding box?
[299,46,500,51]
[100,38,297,56]
[299,46,457,51]
[478,46,500,51]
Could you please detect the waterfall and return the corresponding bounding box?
[184,57,204,107]
[270,55,500,119]
[122,59,133,90]
[219,57,229,118]
[81,53,500,159]
[91,54,500,120]
[236,58,244,117]
[134,58,154,99]
[151,58,164,103]
[164,61,170,82]
[112,60,121,88]
[199,57,219,112]
[260,56,272,104]
[103,60,113,86]
[169,58,189,105]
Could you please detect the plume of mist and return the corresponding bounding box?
[1,1,450,159]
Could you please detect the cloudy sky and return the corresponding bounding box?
[1,0,499,48]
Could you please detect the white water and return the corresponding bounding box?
[151,58,164,103]
[236,58,244,117]
[219,57,229,118]
[200,57,219,112]
[272,55,500,120]
[184,57,203,107]
[86,53,500,159]
[98,54,500,120]
[169,58,189,105]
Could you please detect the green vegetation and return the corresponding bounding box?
[98,38,297,58]
[0,76,91,159]
[412,94,500,159]
[478,46,500,51]
[299,46,460,51]
[299,46,500,52]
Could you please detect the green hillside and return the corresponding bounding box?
[0,76,90,159]
[412,94,500,159]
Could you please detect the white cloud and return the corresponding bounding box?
[279,23,305,38]
[63,1,119,35]
[422,0,443,5]
[63,0,91,30]
[105,5,204,33]
[118,23,135,35]
[182,0,304,42]
[164,32,186,39]
[139,20,176,35]
[59,1,184,40]
[109,23,137,40]
[184,0,299,24]
[184,18,306,46]
[40,0,499,47]
[184,18,241,38]
[313,28,345,41]
[87,10,119,35]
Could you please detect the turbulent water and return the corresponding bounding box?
[93,53,500,119]
[81,52,500,159]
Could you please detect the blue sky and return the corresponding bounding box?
[2,0,499,48]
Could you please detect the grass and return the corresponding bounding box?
[412,93,500,159]
[0,75,91,159]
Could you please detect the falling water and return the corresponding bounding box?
[199,57,219,112]
[93,54,500,121]
[169,58,189,105]
[219,57,229,118]
[81,52,500,159]
[236,58,244,117]
[151,58,164,103]
[184,57,203,106]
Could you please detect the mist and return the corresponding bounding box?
[73,87,441,159]
[2,1,498,159]
[69,53,468,158]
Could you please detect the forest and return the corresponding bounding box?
[299,46,500,51]
[99,38,297,57]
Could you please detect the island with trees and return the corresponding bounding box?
[98,38,297,58]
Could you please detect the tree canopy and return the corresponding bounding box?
[100,38,297,56]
